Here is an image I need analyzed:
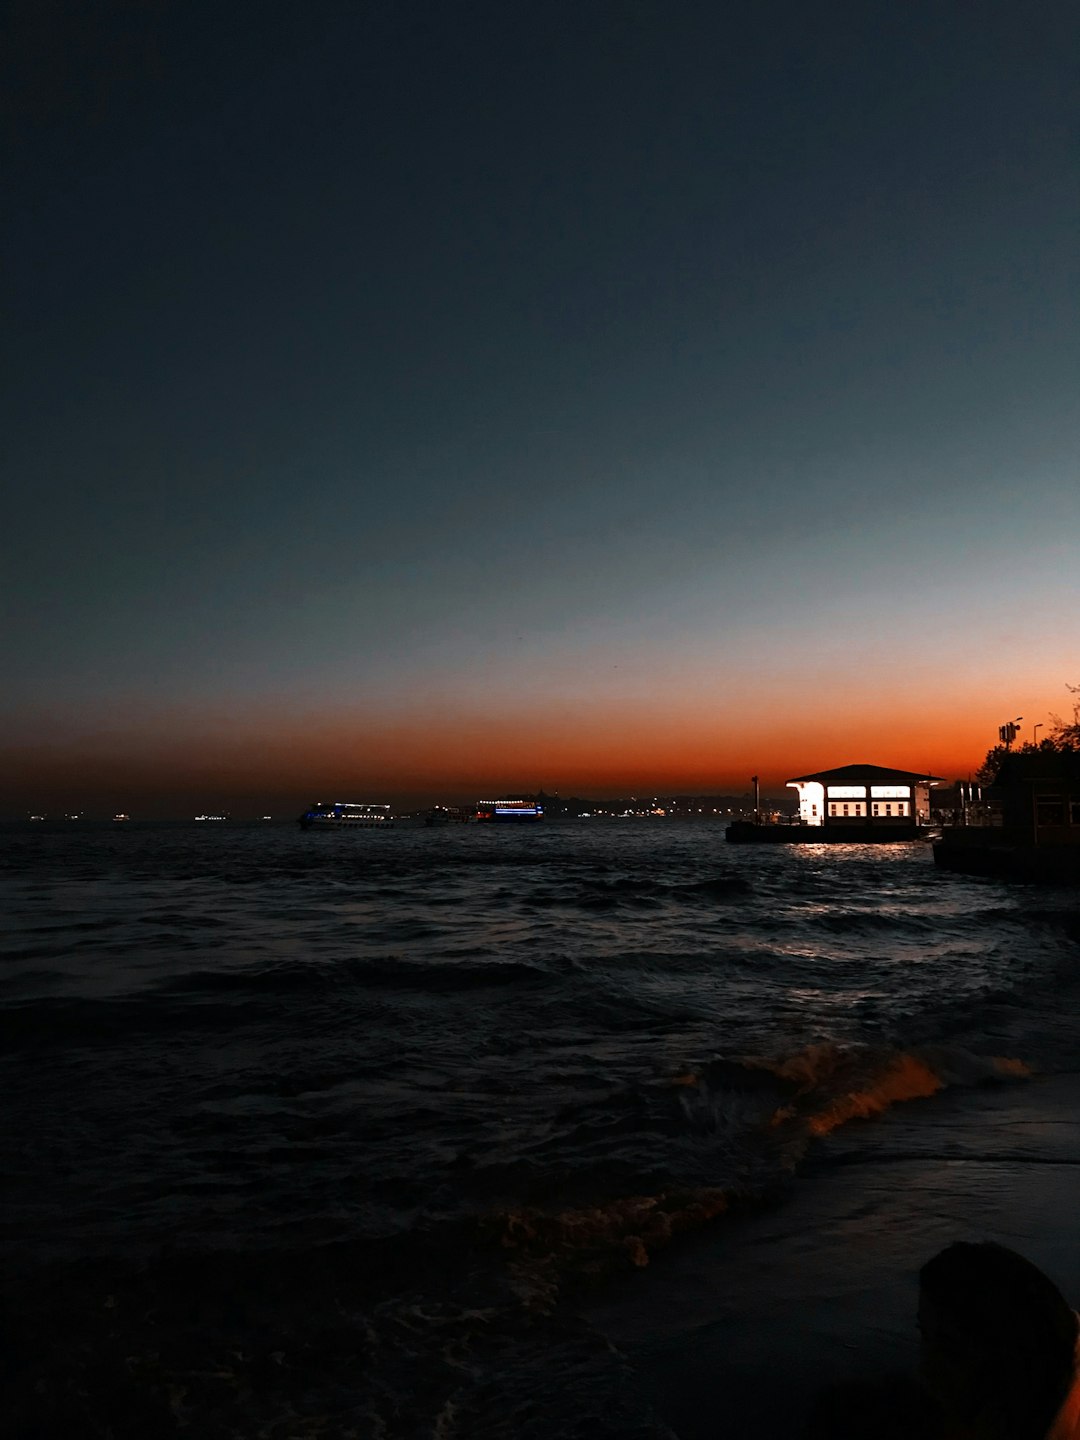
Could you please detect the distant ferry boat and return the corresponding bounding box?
[113,814,131,823]
[475,799,544,822]
[298,802,394,830]
[194,814,229,822]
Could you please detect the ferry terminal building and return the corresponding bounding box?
[786,763,944,836]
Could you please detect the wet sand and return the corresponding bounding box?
[583,1074,1080,1439]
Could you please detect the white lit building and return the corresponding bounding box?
[786,764,944,832]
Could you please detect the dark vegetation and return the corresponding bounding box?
[976,682,1080,785]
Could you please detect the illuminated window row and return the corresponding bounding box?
[827,801,910,817]
[826,785,911,799]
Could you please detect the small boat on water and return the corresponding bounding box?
[298,802,395,830]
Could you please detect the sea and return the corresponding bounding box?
[2,820,1079,1438]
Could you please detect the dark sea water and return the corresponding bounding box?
[2,821,1079,1437]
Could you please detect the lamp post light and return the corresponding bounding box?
[1033,723,1043,747]
[999,717,1023,751]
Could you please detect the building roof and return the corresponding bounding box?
[786,763,947,786]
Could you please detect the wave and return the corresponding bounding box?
[465,1040,1034,1283]
[670,873,754,900]
[0,1033,1038,1439]
[152,954,556,995]
[557,871,753,911]
[0,956,557,1048]
[809,910,946,935]
[745,1040,1031,1137]
[494,1186,733,1295]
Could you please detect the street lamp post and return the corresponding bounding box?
[1033,723,1043,747]
[999,717,1023,751]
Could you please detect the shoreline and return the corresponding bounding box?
[582,1072,1080,1439]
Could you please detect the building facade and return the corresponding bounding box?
[933,751,1080,881]
[987,751,1080,846]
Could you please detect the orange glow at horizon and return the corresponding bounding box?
[4,674,1069,812]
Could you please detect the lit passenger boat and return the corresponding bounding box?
[474,798,544,822]
[297,801,395,830]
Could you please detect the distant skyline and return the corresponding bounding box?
[4,1,1078,817]
[6,684,1075,819]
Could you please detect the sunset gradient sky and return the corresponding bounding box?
[4,1,1078,814]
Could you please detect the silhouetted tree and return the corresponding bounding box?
[1048,681,1080,748]
[975,744,1009,785]
[976,682,1080,783]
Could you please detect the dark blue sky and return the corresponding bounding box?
[4,1,1078,811]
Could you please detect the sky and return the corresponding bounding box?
[3,0,1078,815]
